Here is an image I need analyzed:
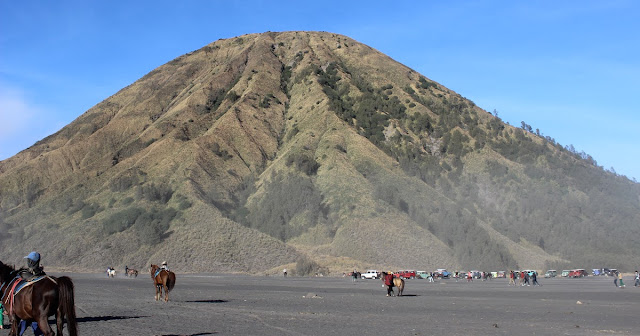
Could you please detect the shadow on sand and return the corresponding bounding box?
[185,299,229,303]
[160,333,217,336]
[77,315,149,323]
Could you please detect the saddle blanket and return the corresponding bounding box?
[1,275,53,303]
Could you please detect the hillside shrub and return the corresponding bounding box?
[133,207,177,245]
[67,200,86,215]
[102,207,145,234]
[286,153,320,176]
[295,255,321,276]
[136,183,174,203]
[211,143,233,160]
[81,203,103,219]
[226,90,240,102]
[110,174,139,192]
[245,173,324,241]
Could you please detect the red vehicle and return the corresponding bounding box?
[568,269,588,278]
[396,270,416,279]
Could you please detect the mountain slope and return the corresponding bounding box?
[1,31,638,273]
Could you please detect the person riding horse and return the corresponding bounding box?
[20,251,45,281]
[160,261,169,271]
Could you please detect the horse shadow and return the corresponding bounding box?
[160,333,216,336]
[185,299,229,303]
[76,315,149,323]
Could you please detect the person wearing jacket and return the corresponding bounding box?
[383,272,394,296]
[20,251,45,280]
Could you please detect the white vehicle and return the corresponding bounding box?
[361,270,380,279]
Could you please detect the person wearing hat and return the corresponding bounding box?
[160,261,169,271]
[21,251,45,280]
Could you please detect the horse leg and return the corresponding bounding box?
[36,315,55,336]
[56,305,65,335]
[155,284,160,301]
[164,284,169,302]
[9,315,19,336]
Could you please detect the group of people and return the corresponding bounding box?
[612,270,638,288]
[507,270,541,286]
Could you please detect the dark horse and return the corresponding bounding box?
[0,261,78,336]
[150,264,176,302]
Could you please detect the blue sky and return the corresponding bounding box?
[1,1,639,181]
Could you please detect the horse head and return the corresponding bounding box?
[150,264,159,278]
[0,260,17,283]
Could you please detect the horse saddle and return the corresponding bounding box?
[1,275,52,303]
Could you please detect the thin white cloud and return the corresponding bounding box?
[0,85,34,134]
[0,84,48,160]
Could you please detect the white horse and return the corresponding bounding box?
[107,268,116,277]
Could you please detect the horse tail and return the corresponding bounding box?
[166,272,176,292]
[57,276,78,336]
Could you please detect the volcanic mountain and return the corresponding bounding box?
[1,32,638,274]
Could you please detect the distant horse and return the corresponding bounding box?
[380,272,405,296]
[126,269,138,277]
[0,261,78,336]
[150,264,176,302]
[107,268,116,277]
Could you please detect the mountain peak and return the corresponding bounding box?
[1,32,638,273]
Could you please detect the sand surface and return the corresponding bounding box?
[3,273,638,335]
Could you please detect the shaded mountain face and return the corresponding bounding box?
[1,31,638,273]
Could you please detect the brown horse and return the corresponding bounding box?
[380,272,405,296]
[126,269,138,277]
[0,261,78,336]
[150,264,176,302]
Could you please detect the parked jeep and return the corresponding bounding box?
[360,270,380,279]
[434,269,451,278]
[397,270,416,279]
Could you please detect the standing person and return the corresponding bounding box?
[523,272,531,286]
[383,272,395,296]
[18,320,43,336]
[352,269,357,282]
[125,265,129,276]
[283,268,287,277]
[531,271,541,286]
[618,271,625,288]
[614,273,618,287]
[634,271,639,287]
[509,270,515,286]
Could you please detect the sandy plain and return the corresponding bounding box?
[2,273,639,336]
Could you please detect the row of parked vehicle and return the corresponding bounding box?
[546,268,618,278]
[360,269,502,280]
[359,268,616,280]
